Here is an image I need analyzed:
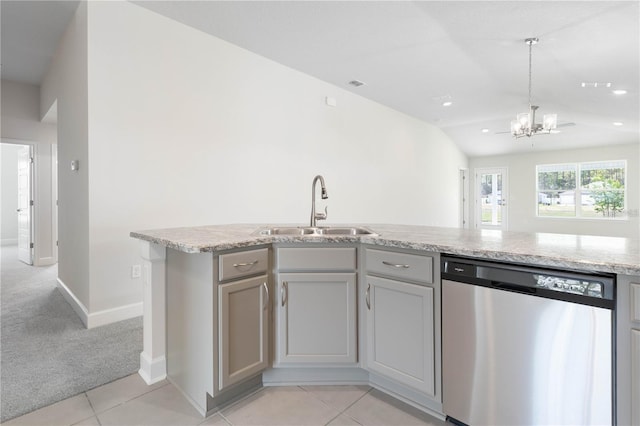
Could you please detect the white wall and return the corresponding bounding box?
[469,143,639,237]
[41,2,89,308]
[42,1,467,325]
[1,79,57,264]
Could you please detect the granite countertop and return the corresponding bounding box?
[130,223,640,276]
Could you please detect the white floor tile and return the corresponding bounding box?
[344,389,446,426]
[86,373,168,414]
[198,413,231,425]
[221,386,340,426]
[70,415,101,426]
[96,383,204,426]
[4,374,448,426]
[301,385,371,412]
[2,394,94,426]
[326,413,364,425]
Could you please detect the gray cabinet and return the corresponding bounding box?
[165,247,269,415]
[218,275,269,390]
[275,246,358,366]
[364,248,441,401]
[633,329,640,426]
[631,281,640,425]
[218,248,269,390]
[366,275,435,395]
[615,274,640,426]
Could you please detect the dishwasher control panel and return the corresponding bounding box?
[534,274,604,298]
[441,255,615,306]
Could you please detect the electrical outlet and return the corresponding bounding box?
[131,264,142,279]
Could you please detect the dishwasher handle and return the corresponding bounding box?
[492,281,536,294]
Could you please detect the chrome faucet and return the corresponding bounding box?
[310,175,328,227]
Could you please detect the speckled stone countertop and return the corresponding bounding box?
[130,223,640,276]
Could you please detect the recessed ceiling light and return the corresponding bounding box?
[613,121,624,126]
[481,128,489,133]
[348,80,365,87]
[442,101,453,107]
[612,89,628,95]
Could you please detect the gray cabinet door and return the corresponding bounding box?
[632,283,640,425]
[633,329,640,425]
[366,275,435,396]
[219,275,269,390]
[276,272,357,365]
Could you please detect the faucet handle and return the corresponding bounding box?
[315,206,328,221]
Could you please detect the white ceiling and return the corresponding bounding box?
[2,1,638,157]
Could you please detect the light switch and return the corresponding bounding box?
[71,160,79,171]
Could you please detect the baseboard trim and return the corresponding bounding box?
[56,277,90,328]
[87,302,143,329]
[56,278,143,329]
[261,366,369,386]
[35,256,57,266]
[139,352,167,385]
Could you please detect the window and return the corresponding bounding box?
[536,160,626,219]
[537,164,577,217]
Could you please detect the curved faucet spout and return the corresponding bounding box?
[310,175,329,227]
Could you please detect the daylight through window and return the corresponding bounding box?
[536,161,626,219]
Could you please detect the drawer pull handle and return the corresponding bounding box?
[382,261,410,269]
[263,282,269,310]
[281,281,288,307]
[233,260,258,268]
[366,283,371,310]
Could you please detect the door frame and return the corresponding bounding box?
[1,140,35,264]
[1,138,58,266]
[459,168,470,229]
[474,167,509,230]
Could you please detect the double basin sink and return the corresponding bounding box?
[254,226,377,237]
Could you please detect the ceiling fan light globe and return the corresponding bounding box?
[511,119,522,135]
[543,114,558,130]
[517,112,531,128]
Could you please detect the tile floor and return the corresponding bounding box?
[2,373,447,426]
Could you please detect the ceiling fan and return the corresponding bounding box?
[499,37,576,137]
[495,121,575,135]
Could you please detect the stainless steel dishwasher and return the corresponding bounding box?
[441,255,615,426]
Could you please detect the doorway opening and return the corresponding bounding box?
[1,142,33,264]
[1,140,57,266]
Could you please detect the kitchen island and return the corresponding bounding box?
[131,223,640,423]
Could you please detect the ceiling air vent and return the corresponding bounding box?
[348,80,365,87]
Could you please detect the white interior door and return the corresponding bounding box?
[17,145,33,265]
[475,167,508,230]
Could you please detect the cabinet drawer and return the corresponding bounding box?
[219,248,268,281]
[366,249,433,284]
[277,247,356,271]
[631,283,640,323]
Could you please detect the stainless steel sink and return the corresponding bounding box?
[316,227,377,235]
[253,226,377,237]
[256,227,317,236]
